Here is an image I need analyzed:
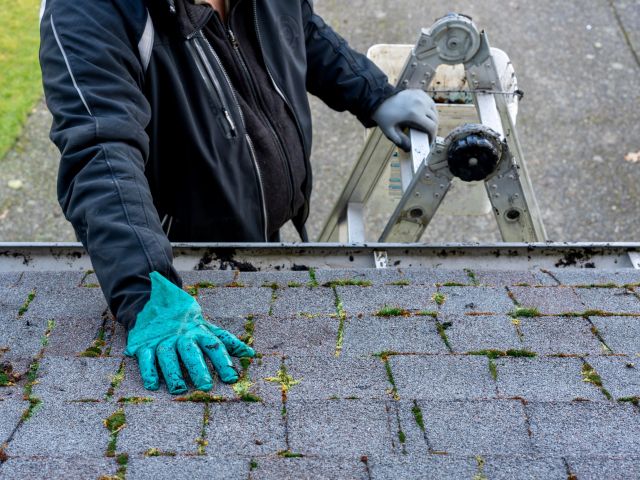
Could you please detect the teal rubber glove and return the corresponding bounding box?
[372,89,439,151]
[125,271,255,394]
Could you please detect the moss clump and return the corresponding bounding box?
[0,363,19,387]
[374,306,411,317]
[250,460,259,470]
[411,401,425,432]
[510,307,542,318]
[373,351,400,361]
[79,333,106,358]
[144,448,176,457]
[104,409,126,457]
[232,378,263,403]
[185,286,198,296]
[575,283,618,289]
[17,290,36,317]
[468,349,537,359]
[581,362,612,399]
[435,321,453,351]
[104,410,126,434]
[118,397,153,404]
[239,315,256,347]
[473,455,488,480]
[265,364,300,403]
[105,361,125,400]
[415,311,438,318]
[488,358,498,381]
[277,450,304,458]
[287,282,302,288]
[381,357,399,400]
[307,268,319,288]
[618,396,639,406]
[174,391,226,403]
[333,288,347,357]
[441,282,465,287]
[464,269,480,286]
[323,279,372,288]
[432,292,446,306]
[388,280,411,286]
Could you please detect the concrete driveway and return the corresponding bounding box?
[0,0,638,242]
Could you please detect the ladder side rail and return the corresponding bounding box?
[465,35,547,240]
[379,133,451,242]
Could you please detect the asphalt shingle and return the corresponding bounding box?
[528,402,640,455]
[567,456,640,480]
[518,317,603,354]
[369,456,478,479]
[551,269,640,287]
[32,356,122,402]
[508,287,585,315]
[574,288,640,314]
[126,456,249,480]
[270,287,337,317]
[0,457,117,480]
[495,357,604,401]
[390,355,497,400]
[438,286,516,314]
[341,316,447,356]
[0,400,27,443]
[442,314,523,352]
[253,315,340,357]
[118,402,204,454]
[250,457,368,480]
[415,400,531,455]
[198,287,272,318]
[7,402,113,456]
[287,400,395,457]
[204,403,287,456]
[315,268,406,286]
[472,270,558,287]
[590,316,640,354]
[587,356,640,399]
[336,285,438,316]
[482,455,568,479]
[285,355,389,401]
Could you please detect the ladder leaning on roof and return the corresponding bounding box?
[318,13,547,244]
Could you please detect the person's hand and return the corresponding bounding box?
[124,271,255,394]
[372,89,439,151]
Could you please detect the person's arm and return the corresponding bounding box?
[301,1,438,148]
[40,0,178,330]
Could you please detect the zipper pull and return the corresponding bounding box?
[223,109,237,136]
[227,28,239,48]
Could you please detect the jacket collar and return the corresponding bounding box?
[168,0,214,38]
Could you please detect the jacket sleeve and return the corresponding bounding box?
[40,0,181,330]
[301,0,398,127]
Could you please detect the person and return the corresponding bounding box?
[39,0,439,394]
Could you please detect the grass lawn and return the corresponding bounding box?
[0,0,43,160]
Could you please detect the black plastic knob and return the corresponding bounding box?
[447,132,501,182]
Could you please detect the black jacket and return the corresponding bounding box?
[40,0,395,330]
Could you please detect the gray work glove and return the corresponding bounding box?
[372,89,439,151]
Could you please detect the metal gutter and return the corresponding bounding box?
[1,242,639,272]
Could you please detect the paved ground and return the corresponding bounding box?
[0,0,638,243]
[1,265,640,478]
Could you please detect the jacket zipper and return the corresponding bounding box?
[226,27,295,219]
[251,0,311,225]
[189,29,268,241]
[188,38,237,136]
[245,134,269,241]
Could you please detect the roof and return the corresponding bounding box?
[1,263,640,479]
